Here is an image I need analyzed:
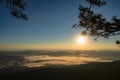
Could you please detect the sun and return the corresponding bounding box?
[77,36,86,44]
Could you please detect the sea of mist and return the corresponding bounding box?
[0,50,120,68]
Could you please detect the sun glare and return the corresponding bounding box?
[77,36,86,44]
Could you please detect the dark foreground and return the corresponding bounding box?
[0,60,120,80]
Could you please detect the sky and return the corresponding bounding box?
[0,0,120,51]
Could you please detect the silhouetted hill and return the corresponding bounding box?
[0,60,120,80]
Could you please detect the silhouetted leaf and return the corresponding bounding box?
[0,0,28,20]
[73,0,120,47]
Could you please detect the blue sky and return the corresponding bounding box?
[0,0,120,50]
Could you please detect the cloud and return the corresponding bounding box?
[23,55,110,67]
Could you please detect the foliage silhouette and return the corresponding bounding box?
[0,0,28,20]
[73,0,120,46]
